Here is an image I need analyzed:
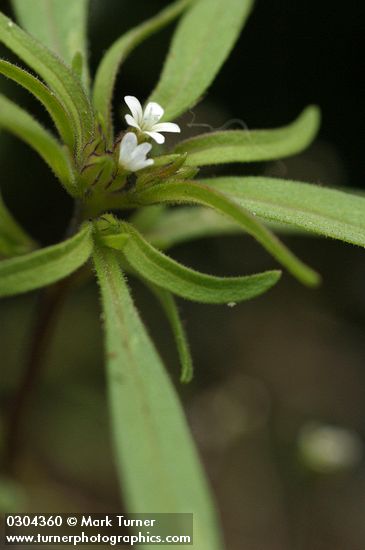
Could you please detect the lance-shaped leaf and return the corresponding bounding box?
[175,106,320,166]
[0,93,76,193]
[131,273,194,383]
[12,0,90,87]
[99,221,281,303]
[93,244,223,549]
[137,205,244,249]
[135,206,302,250]
[0,223,92,297]
[0,60,75,149]
[0,12,94,156]
[93,0,193,141]
[148,0,254,121]
[203,176,365,247]
[0,192,36,257]
[149,285,194,383]
[133,181,320,286]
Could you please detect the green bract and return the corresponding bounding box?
[1,1,363,548]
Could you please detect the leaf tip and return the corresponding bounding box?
[299,267,322,288]
[271,269,282,281]
[180,371,193,384]
[303,104,322,132]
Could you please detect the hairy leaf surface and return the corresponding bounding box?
[0,224,92,297]
[93,245,223,549]
[134,181,320,286]
[204,177,365,247]
[142,281,194,383]
[149,0,254,121]
[101,222,281,303]
[175,106,320,165]
[0,93,75,192]
[0,60,75,148]
[137,206,244,249]
[0,12,94,156]
[12,0,90,86]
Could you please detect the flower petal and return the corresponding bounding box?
[144,131,165,144]
[119,132,137,164]
[143,102,164,126]
[129,157,154,172]
[125,114,140,129]
[152,122,181,133]
[124,96,143,123]
[132,142,152,158]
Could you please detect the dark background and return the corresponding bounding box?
[1,1,364,549]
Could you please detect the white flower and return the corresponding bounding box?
[124,95,180,144]
[118,132,154,172]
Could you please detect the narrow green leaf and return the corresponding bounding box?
[92,0,193,142]
[146,283,193,383]
[93,245,223,549]
[0,60,76,149]
[0,93,76,193]
[101,221,281,303]
[175,106,320,165]
[138,206,243,249]
[135,206,303,250]
[71,51,84,81]
[0,12,94,156]
[0,192,36,257]
[134,181,320,286]
[148,0,254,121]
[0,223,92,297]
[203,176,365,247]
[12,0,90,87]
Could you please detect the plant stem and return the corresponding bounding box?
[4,278,70,474]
